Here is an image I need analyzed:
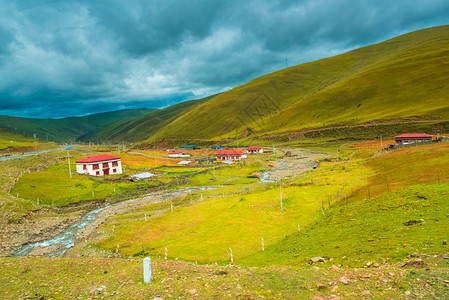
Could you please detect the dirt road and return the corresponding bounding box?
[264,148,327,181]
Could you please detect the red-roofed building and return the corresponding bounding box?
[75,154,122,176]
[247,146,263,154]
[395,133,433,145]
[216,150,247,161]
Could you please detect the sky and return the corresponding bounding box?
[1,0,449,118]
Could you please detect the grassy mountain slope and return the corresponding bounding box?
[79,95,218,143]
[143,25,449,142]
[0,108,154,142]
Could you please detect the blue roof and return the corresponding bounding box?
[179,145,198,148]
[211,146,224,149]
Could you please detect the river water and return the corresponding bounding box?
[259,161,286,182]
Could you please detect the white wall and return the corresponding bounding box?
[75,159,123,176]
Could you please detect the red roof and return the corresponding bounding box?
[247,146,262,149]
[395,133,433,138]
[169,150,182,154]
[217,150,245,155]
[76,154,120,163]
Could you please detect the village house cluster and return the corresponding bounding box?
[74,145,265,176]
[74,132,442,177]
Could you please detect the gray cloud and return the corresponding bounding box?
[0,0,448,118]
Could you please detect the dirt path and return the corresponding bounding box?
[0,147,65,162]
[265,148,327,181]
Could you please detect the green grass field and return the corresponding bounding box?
[91,142,449,270]
[242,182,449,267]
[348,142,449,201]
[94,157,369,262]
[11,161,162,207]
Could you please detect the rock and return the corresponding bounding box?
[365,261,373,268]
[402,258,424,268]
[403,220,422,226]
[373,263,380,268]
[28,244,60,256]
[188,289,197,295]
[311,256,325,263]
[331,265,340,271]
[339,277,349,285]
[361,290,371,296]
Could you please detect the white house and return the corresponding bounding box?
[168,150,190,158]
[247,146,263,154]
[216,150,247,161]
[76,154,122,176]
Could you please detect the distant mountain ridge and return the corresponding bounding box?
[0,108,155,142]
[79,95,216,143]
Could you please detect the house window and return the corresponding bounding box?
[83,165,87,170]
[93,164,99,170]
[112,161,118,167]
[96,171,100,176]
[103,162,109,168]
[113,169,117,173]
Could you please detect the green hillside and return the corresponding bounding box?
[140,25,449,143]
[0,108,154,142]
[79,95,217,143]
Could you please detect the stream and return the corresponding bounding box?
[12,187,215,257]
[259,161,286,182]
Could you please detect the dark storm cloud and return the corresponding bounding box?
[0,0,449,118]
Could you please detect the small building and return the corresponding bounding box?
[395,133,433,145]
[168,150,190,158]
[161,148,170,152]
[216,150,247,161]
[247,146,263,154]
[129,172,156,181]
[76,154,122,176]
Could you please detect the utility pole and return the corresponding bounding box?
[280,179,283,212]
[67,147,72,179]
